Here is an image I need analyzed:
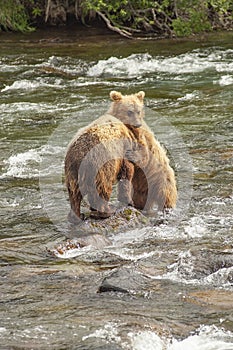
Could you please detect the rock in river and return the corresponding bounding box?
[48,207,150,258]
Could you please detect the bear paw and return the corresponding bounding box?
[90,205,116,220]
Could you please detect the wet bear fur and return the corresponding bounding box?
[129,125,177,212]
[65,91,146,220]
[64,90,177,221]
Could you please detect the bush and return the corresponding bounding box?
[0,0,232,36]
[172,18,192,37]
[172,9,212,37]
[0,0,33,32]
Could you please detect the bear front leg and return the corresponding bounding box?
[117,160,134,206]
[143,171,177,213]
[88,185,115,219]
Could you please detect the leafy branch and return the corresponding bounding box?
[0,0,232,37]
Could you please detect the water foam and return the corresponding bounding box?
[1,145,64,179]
[183,216,208,238]
[204,267,233,287]
[0,64,23,73]
[0,198,20,208]
[218,75,233,86]
[177,91,200,101]
[106,247,156,262]
[0,327,7,333]
[87,49,233,78]
[52,245,93,259]
[157,250,233,289]
[82,322,121,343]
[39,55,89,76]
[82,323,233,349]
[129,330,165,350]
[1,149,41,178]
[1,78,63,92]
[169,325,233,350]
[129,325,233,350]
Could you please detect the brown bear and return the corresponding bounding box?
[129,126,177,212]
[64,91,177,221]
[64,91,146,220]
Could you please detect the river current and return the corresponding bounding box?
[0,29,233,349]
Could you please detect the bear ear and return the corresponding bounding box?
[136,91,145,101]
[110,91,122,101]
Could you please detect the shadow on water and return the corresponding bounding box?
[0,28,233,349]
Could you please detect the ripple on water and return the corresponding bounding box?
[1,78,64,93]
[81,323,233,349]
[87,49,233,78]
[156,249,233,290]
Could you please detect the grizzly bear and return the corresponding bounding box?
[64,91,146,220]
[64,91,177,221]
[129,126,177,212]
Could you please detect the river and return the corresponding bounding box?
[0,28,233,349]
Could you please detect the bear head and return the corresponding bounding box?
[108,91,145,128]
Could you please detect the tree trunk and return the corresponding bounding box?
[45,0,67,25]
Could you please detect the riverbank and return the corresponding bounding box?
[1,23,233,46]
[1,0,233,38]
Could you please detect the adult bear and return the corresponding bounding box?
[64,91,177,221]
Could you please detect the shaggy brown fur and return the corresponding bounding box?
[64,90,177,221]
[130,125,177,211]
[64,91,145,220]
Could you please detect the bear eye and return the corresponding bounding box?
[127,110,134,117]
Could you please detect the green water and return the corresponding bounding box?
[0,28,233,349]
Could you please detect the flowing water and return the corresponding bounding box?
[0,28,233,349]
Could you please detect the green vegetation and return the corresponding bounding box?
[0,0,232,37]
[172,7,213,37]
[0,0,33,32]
[171,0,232,36]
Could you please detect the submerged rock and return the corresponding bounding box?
[65,206,150,240]
[98,267,152,294]
[71,207,149,235]
[48,207,150,258]
[48,234,111,258]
